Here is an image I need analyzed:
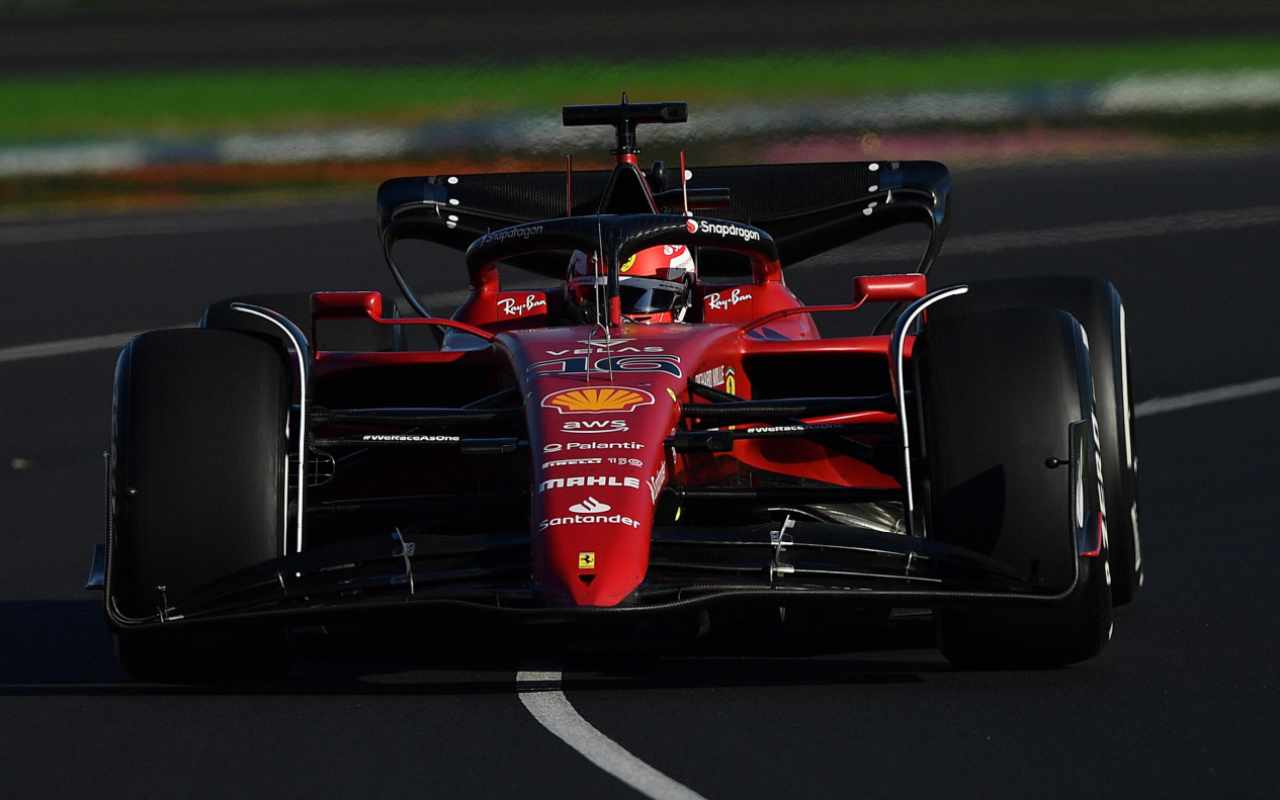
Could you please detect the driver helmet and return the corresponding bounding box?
[565,244,696,324]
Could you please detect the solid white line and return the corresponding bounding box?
[0,204,365,246]
[807,204,1280,267]
[5,325,1280,422]
[0,286,492,366]
[4,321,1280,423]
[1134,375,1280,418]
[0,200,1275,364]
[516,670,708,800]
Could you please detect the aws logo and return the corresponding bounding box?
[562,419,629,435]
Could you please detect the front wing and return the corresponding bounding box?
[96,514,1087,633]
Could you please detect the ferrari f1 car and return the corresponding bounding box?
[91,100,1142,676]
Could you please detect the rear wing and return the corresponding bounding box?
[376,160,951,278]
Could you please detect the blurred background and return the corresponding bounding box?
[3,0,1280,213]
[3,7,1280,795]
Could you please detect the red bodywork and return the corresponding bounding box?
[104,104,1122,660]
[309,264,924,607]
[301,129,942,608]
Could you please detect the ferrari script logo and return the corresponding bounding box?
[542,387,655,415]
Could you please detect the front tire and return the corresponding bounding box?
[109,328,291,679]
[916,307,1112,667]
[932,277,1141,605]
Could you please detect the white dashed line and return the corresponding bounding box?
[509,374,1280,796]
[516,670,708,800]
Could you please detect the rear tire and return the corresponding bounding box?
[916,307,1112,667]
[109,328,291,679]
[932,277,1140,605]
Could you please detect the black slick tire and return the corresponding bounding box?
[916,307,1112,668]
[109,328,290,680]
[931,277,1140,605]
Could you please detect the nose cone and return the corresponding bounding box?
[533,384,673,606]
[538,489,654,606]
[503,325,725,607]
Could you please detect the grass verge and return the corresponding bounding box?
[5,36,1280,142]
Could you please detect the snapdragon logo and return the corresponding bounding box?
[484,224,544,244]
[689,219,761,243]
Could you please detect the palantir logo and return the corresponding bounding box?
[569,497,610,514]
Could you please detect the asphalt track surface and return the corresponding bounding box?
[2,149,1280,797]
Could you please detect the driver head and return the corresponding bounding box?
[565,244,696,325]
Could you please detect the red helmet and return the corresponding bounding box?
[566,244,696,324]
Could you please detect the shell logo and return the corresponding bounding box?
[542,387,655,415]
[621,254,637,273]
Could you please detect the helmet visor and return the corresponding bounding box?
[620,277,686,314]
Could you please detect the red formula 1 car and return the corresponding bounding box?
[91,100,1141,677]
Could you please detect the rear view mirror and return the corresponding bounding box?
[853,274,927,304]
[311,291,384,320]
